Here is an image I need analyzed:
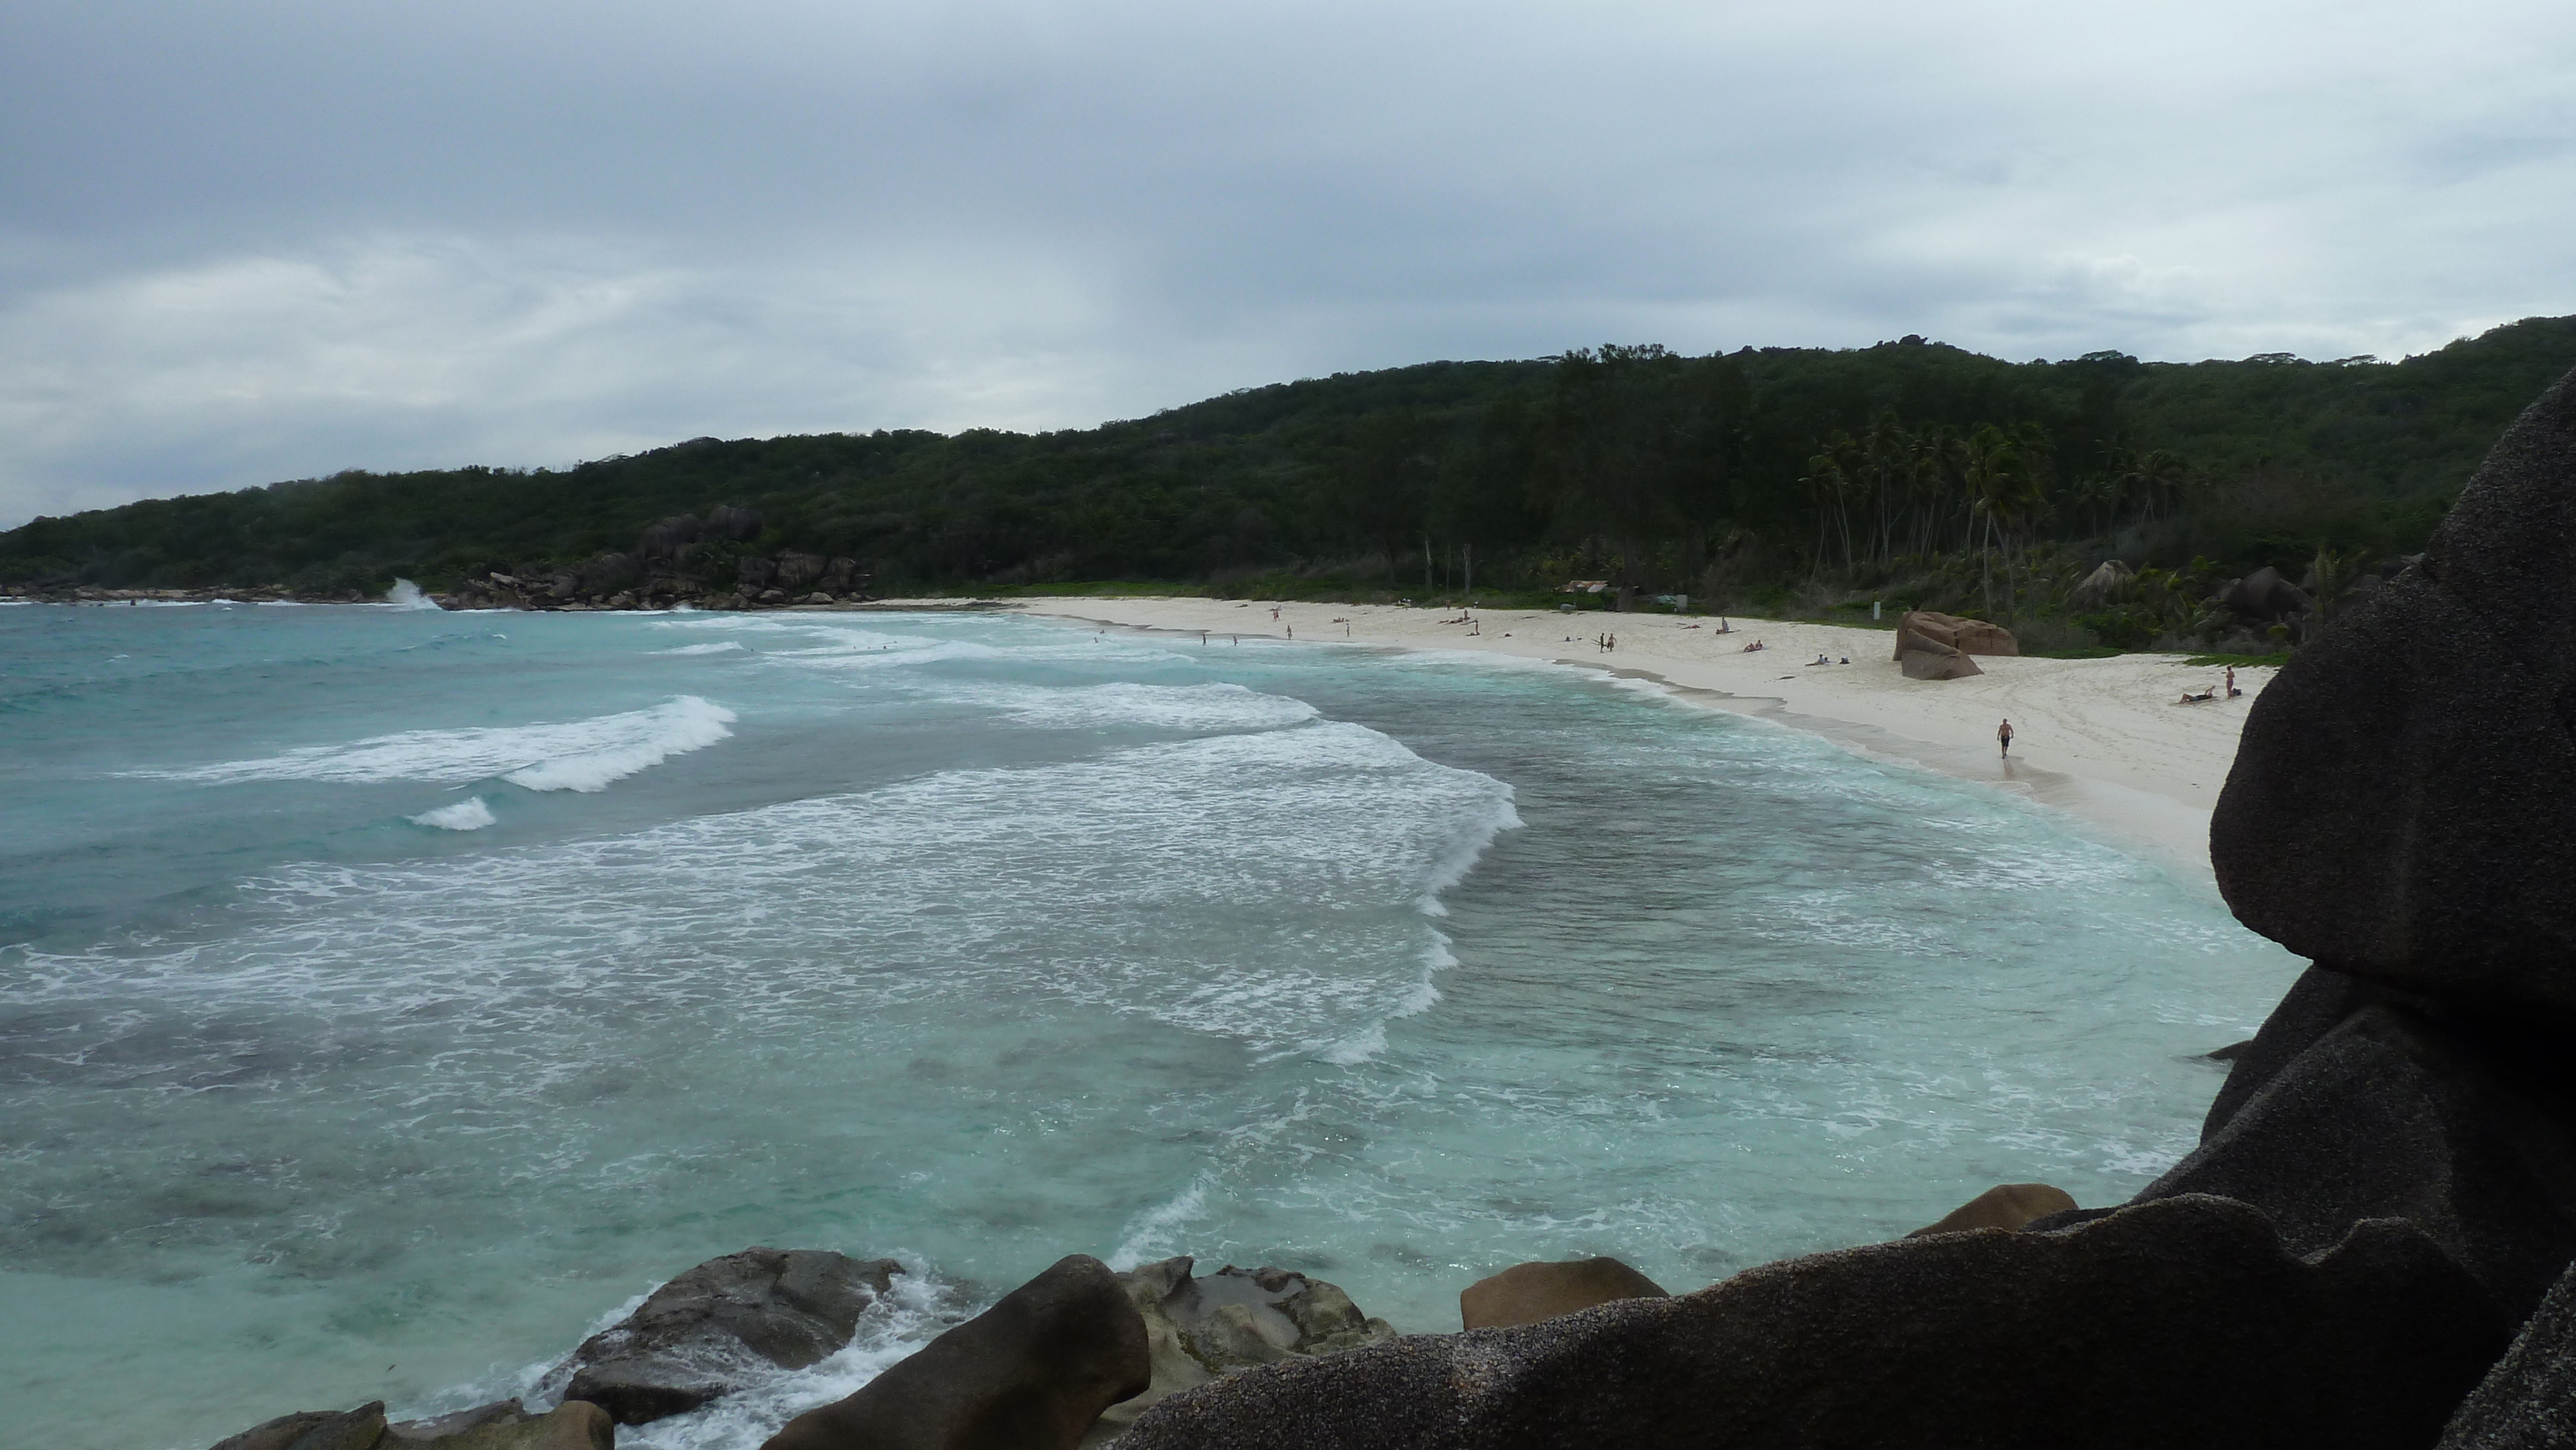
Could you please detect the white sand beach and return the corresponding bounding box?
[998,597,2277,874]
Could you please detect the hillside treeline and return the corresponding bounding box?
[8,317,2575,636]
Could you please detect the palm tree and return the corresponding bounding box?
[1960,425,2023,612]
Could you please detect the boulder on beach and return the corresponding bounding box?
[1892,610,2018,659]
[2211,365,2576,1011]
[762,1254,1147,1450]
[1906,1182,2079,1237]
[1897,645,1981,680]
[1459,1257,1668,1330]
[557,1246,902,1425]
[1119,1196,2505,1450]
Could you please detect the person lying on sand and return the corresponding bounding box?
[1743,639,1765,652]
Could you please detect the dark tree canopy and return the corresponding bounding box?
[10,319,2575,614]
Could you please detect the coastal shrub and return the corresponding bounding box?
[2076,607,2161,651]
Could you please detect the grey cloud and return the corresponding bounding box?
[4,0,2574,524]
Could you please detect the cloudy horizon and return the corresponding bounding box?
[4,0,2571,527]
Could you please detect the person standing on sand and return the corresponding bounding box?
[1998,718,2014,757]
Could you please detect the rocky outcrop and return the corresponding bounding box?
[1893,610,2018,657]
[1119,1196,2504,1450]
[706,505,765,542]
[2137,997,2576,1323]
[1090,1257,1396,1438]
[2442,1259,2576,1448]
[558,1247,902,1424]
[1458,1257,1667,1330]
[638,514,704,558]
[2212,368,2576,1013]
[1905,1182,2078,1236]
[211,1401,609,1450]
[1892,610,2012,679]
[762,1254,1147,1450]
[1897,643,1981,679]
[2218,565,2312,623]
[211,1404,389,1450]
[2070,558,2134,605]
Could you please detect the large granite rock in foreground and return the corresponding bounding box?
[210,1400,610,1450]
[1121,1196,2504,1450]
[2134,977,2576,1323]
[558,1247,902,1424]
[2212,366,2576,1012]
[2443,1259,2576,1448]
[763,1254,1147,1450]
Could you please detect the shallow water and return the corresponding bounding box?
[0,603,2300,1449]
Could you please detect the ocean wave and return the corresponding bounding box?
[383,579,440,610]
[44,718,1511,1066]
[651,641,748,655]
[409,797,497,831]
[122,696,737,793]
[940,681,1322,733]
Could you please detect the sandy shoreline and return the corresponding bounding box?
[982,596,2276,875]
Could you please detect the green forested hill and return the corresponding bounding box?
[7,319,2573,615]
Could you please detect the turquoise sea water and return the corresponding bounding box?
[0,602,2300,1449]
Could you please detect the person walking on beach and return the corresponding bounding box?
[1998,718,2014,758]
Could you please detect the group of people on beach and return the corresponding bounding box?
[2177,666,2246,704]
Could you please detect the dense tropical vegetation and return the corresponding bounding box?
[8,316,2575,648]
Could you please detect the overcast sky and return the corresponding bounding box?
[3,0,2571,525]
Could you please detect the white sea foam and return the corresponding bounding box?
[652,642,747,655]
[383,579,440,610]
[124,695,737,791]
[934,680,1321,733]
[1110,1174,1217,1270]
[410,797,497,831]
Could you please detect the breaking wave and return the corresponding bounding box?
[124,695,737,793]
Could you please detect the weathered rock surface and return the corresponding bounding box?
[559,1246,902,1425]
[1121,1195,2506,1450]
[2070,558,2134,604]
[1897,643,1981,679]
[1458,1257,1667,1330]
[1892,609,2018,657]
[209,1400,610,1450]
[2139,997,2576,1324]
[762,1254,1148,1450]
[1092,1257,1398,1438]
[2442,1258,2576,1448]
[210,1403,388,1450]
[2218,565,2312,623]
[706,504,765,541]
[386,1402,612,1450]
[1905,1182,2079,1237]
[2211,365,2576,1011]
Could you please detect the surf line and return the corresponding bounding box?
[1549,657,2208,880]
